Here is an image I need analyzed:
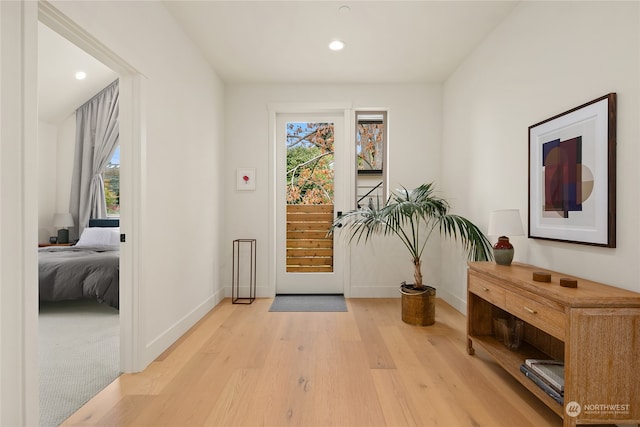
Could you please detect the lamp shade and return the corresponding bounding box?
[487,209,524,237]
[52,213,74,228]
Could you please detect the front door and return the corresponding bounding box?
[275,112,346,294]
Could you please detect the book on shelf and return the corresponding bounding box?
[520,364,564,405]
[524,359,564,393]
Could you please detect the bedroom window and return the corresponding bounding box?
[104,146,120,217]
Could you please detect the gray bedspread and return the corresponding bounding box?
[38,246,119,309]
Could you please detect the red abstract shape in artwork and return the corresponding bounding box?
[543,136,582,218]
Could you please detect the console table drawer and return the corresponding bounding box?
[469,276,506,308]
[505,292,565,340]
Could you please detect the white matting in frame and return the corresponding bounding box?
[236,168,256,190]
[528,93,616,247]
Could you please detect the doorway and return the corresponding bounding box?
[275,112,348,294]
[37,0,143,373]
[37,18,122,426]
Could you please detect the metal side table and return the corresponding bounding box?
[232,239,256,304]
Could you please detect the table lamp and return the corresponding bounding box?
[487,209,524,266]
[53,213,74,244]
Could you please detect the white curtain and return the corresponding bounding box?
[69,79,119,239]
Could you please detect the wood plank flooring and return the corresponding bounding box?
[61,298,565,427]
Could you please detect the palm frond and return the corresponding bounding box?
[438,215,493,261]
[330,182,494,278]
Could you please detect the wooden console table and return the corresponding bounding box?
[467,262,640,427]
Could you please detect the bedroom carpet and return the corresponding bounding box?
[39,299,120,427]
[269,294,348,312]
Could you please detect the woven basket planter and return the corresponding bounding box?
[399,284,436,326]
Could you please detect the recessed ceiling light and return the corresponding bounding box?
[329,40,345,51]
[338,5,351,15]
[75,71,87,80]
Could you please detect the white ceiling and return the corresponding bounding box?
[38,22,117,125]
[38,1,519,124]
[164,1,519,84]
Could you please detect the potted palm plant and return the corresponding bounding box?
[331,183,493,326]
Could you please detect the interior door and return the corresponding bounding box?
[275,112,346,294]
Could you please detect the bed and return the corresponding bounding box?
[38,219,120,309]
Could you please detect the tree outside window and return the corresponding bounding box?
[357,121,384,171]
[286,122,334,205]
[104,146,120,216]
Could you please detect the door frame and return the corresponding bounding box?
[275,112,346,294]
[38,1,145,373]
[268,103,354,297]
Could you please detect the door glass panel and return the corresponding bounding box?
[285,122,334,273]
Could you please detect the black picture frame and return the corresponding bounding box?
[528,93,616,247]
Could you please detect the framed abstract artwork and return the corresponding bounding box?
[528,93,616,247]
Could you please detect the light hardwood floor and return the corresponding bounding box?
[62,298,566,427]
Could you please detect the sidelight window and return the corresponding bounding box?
[355,111,387,208]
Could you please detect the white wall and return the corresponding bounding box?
[224,84,442,297]
[441,1,640,311]
[37,114,75,243]
[38,121,58,242]
[50,1,226,367]
[56,114,75,213]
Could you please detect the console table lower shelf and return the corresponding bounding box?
[467,262,640,427]
[469,334,565,417]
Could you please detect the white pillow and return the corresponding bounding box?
[75,227,120,247]
[109,228,121,246]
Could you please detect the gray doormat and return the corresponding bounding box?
[269,294,347,312]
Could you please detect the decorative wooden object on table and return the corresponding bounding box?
[559,278,578,288]
[467,262,640,427]
[532,271,551,282]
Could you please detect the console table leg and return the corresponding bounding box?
[467,338,475,355]
[562,414,577,427]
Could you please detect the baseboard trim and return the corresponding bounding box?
[349,286,401,298]
[225,285,270,298]
[437,288,466,315]
[141,288,223,368]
